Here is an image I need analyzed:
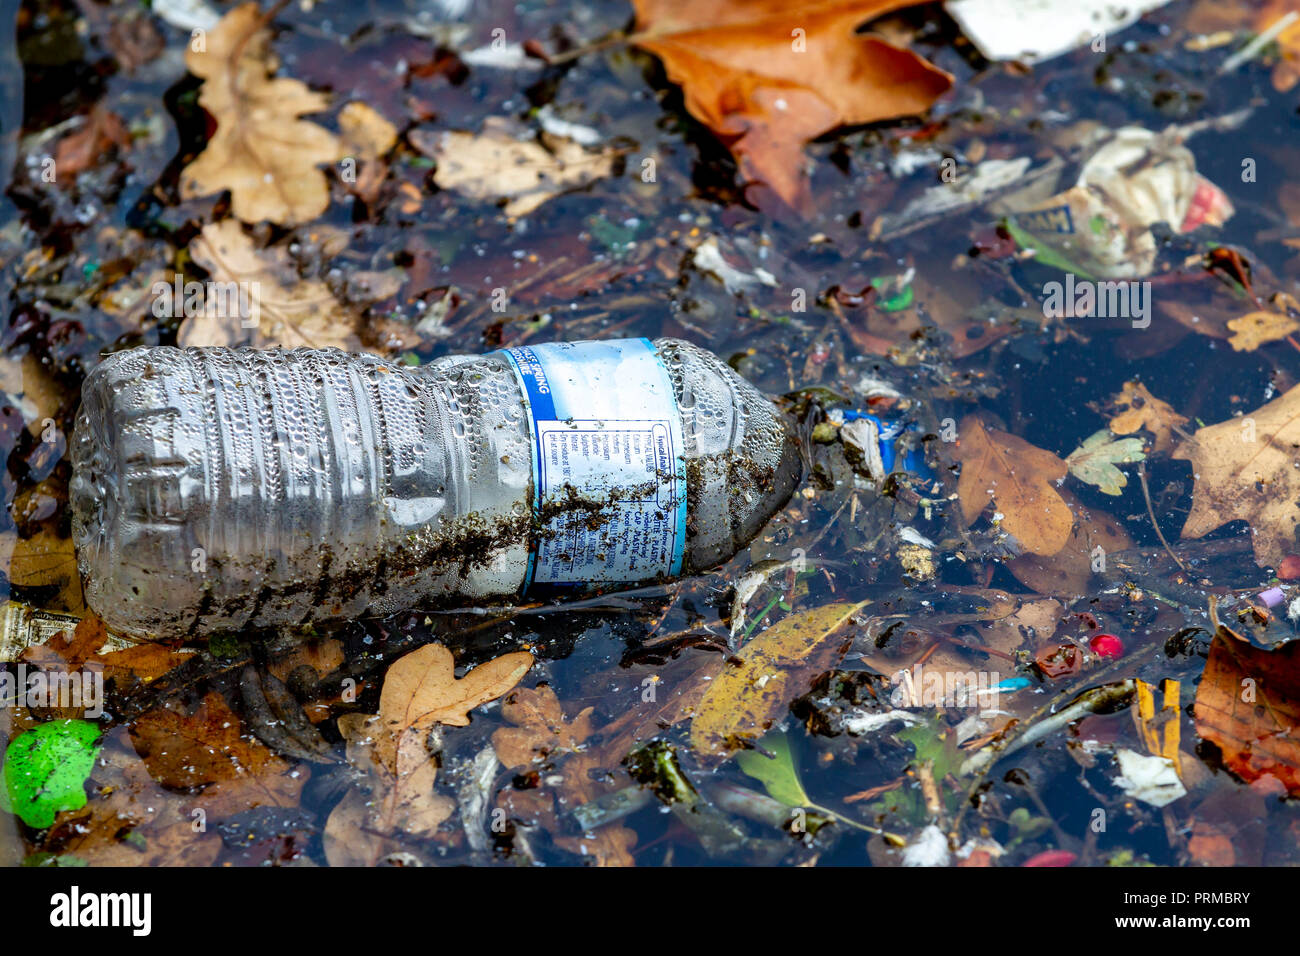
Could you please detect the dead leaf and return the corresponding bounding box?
[1194,625,1300,794]
[629,0,951,208]
[181,2,342,225]
[7,531,84,613]
[491,685,595,769]
[180,219,362,350]
[377,643,533,758]
[415,118,615,217]
[954,415,1073,556]
[1064,429,1145,496]
[333,713,455,841]
[129,691,307,814]
[1174,383,1300,568]
[338,101,398,204]
[45,731,222,867]
[1226,310,1300,352]
[54,106,131,177]
[691,601,866,756]
[1007,491,1133,595]
[1106,381,1188,455]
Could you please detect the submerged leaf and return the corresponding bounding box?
[736,732,809,807]
[1064,429,1145,495]
[690,601,867,756]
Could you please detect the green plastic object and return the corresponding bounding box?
[1,720,102,828]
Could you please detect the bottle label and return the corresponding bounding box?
[502,338,687,588]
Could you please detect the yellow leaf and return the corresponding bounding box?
[1226,310,1300,352]
[181,2,342,225]
[418,118,615,218]
[691,601,867,756]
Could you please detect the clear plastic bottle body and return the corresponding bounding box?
[70,339,800,640]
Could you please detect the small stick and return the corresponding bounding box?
[1138,461,1189,574]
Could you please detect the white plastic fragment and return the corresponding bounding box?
[692,237,777,295]
[152,0,220,33]
[901,824,951,867]
[1113,748,1187,808]
[945,0,1174,64]
[843,708,923,736]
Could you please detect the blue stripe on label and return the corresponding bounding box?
[503,345,558,422]
[501,338,687,589]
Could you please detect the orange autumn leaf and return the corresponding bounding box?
[1193,626,1300,794]
[129,692,307,814]
[954,415,1073,556]
[1106,381,1188,455]
[630,0,951,208]
[491,685,595,769]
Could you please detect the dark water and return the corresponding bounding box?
[1,0,1297,867]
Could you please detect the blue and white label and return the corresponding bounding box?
[502,338,686,587]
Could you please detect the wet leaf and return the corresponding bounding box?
[181,2,342,225]
[629,0,951,209]
[7,532,83,614]
[736,732,809,807]
[53,106,130,177]
[1194,626,1300,794]
[1174,382,1300,568]
[41,730,222,866]
[1106,381,1188,455]
[1226,309,1300,352]
[491,685,594,770]
[1064,429,1146,496]
[1,720,101,828]
[1007,491,1132,595]
[129,692,306,814]
[338,101,398,204]
[954,415,1072,556]
[414,118,616,218]
[179,220,362,351]
[690,601,867,756]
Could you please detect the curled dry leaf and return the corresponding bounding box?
[1106,381,1188,455]
[1226,310,1300,352]
[415,118,616,217]
[691,601,867,756]
[181,2,342,225]
[1174,382,1300,568]
[954,415,1072,556]
[180,219,362,351]
[1194,626,1300,794]
[629,0,951,209]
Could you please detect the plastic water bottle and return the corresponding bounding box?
[70,338,801,640]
